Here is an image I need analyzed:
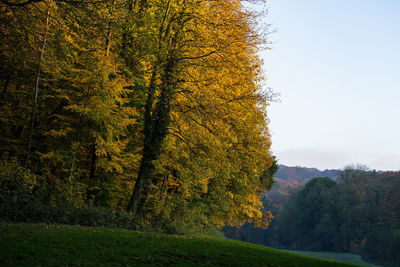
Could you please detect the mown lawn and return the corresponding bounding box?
[0,223,359,266]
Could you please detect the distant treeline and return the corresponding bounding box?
[224,166,400,267]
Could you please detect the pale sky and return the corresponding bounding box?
[260,0,400,171]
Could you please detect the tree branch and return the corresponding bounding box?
[1,0,42,6]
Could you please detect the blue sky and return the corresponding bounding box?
[260,0,400,170]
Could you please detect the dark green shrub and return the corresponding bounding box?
[0,155,181,234]
[0,155,41,203]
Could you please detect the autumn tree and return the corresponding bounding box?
[0,0,275,231]
[125,0,275,230]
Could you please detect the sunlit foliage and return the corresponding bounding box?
[0,0,274,231]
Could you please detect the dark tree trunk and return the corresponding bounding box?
[127,0,184,216]
[127,57,176,215]
[1,78,10,102]
[127,71,157,214]
[89,143,97,180]
[127,153,157,214]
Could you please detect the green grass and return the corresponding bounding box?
[285,250,378,267]
[0,223,359,266]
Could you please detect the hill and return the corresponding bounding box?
[276,165,339,182]
[0,223,359,266]
[265,165,339,212]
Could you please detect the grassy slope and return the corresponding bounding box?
[0,223,359,266]
[284,250,377,267]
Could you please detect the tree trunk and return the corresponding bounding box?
[127,0,183,216]
[105,0,116,57]
[1,78,10,102]
[127,152,157,214]
[105,31,112,57]
[68,84,91,179]
[27,5,51,161]
[89,143,97,180]
[127,56,176,215]
[127,71,157,214]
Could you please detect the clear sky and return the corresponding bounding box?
[260,0,400,171]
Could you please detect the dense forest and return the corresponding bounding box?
[224,166,400,266]
[0,0,276,233]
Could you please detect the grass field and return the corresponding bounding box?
[285,250,379,267]
[0,223,361,266]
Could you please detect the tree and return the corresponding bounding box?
[126,0,275,227]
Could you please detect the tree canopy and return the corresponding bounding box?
[0,0,275,232]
